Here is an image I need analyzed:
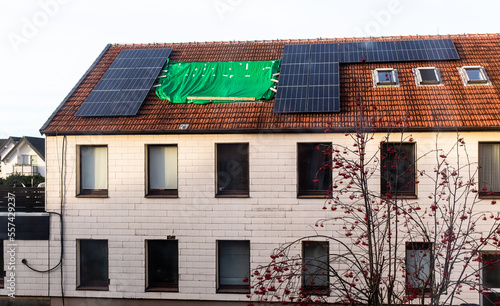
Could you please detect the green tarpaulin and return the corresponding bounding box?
[155,60,281,104]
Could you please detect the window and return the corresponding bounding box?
[482,253,500,306]
[297,143,331,197]
[406,242,432,293]
[303,241,329,295]
[216,143,249,197]
[19,155,31,165]
[78,146,108,197]
[414,67,442,86]
[146,239,178,291]
[217,240,250,293]
[458,66,491,85]
[77,239,108,290]
[372,68,399,87]
[0,241,3,289]
[380,143,416,197]
[479,143,500,197]
[147,145,178,197]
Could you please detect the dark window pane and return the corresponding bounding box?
[483,254,500,288]
[483,291,500,306]
[147,240,178,290]
[419,69,438,83]
[79,240,108,289]
[479,143,500,195]
[0,242,3,288]
[381,143,416,196]
[216,144,249,196]
[303,241,329,295]
[218,240,250,293]
[406,242,432,292]
[298,143,331,196]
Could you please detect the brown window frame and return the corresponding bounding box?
[297,143,332,198]
[216,143,249,198]
[146,239,179,292]
[380,142,417,198]
[77,145,108,198]
[146,145,178,198]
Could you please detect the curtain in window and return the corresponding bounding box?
[406,247,431,290]
[479,143,500,193]
[218,241,250,286]
[149,146,177,190]
[81,146,107,190]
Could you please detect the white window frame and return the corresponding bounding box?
[372,68,399,87]
[458,66,491,86]
[413,67,442,86]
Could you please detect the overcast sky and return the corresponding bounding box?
[1,0,500,138]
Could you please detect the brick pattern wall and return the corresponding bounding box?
[2,131,498,303]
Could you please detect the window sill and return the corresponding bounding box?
[297,194,330,199]
[146,286,178,292]
[382,194,418,200]
[215,193,249,198]
[77,193,109,198]
[77,284,109,291]
[145,194,178,199]
[217,286,250,294]
[479,193,500,199]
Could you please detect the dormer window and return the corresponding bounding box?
[458,66,491,85]
[372,68,399,87]
[414,67,442,86]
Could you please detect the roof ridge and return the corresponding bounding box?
[108,33,500,48]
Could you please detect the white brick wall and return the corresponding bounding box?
[6,131,499,303]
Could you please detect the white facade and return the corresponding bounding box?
[2,131,497,304]
[0,138,46,179]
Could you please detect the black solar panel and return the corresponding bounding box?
[308,62,339,112]
[75,48,172,117]
[424,39,460,60]
[274,44,341,113]
[395,40,428,61]
[339,42,368,63]
[366,41,398,62]
[310,43,338,63]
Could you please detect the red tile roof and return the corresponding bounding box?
[41,34,500,135]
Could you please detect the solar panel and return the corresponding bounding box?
[310,43,338,63]
[366,41,398,62]
[424,39,460,60]
[75,48,172,117]
[395,40,428,61]
[308,62,339,112]
[339,42,368,63]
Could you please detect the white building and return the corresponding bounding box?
[1,33,499,306]
[0,136,46,179]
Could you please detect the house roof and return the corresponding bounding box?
[1,137,45,162]
[40,33,500,135]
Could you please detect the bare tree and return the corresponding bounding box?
[248,87,500,306]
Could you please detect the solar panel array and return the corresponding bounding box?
[274,39,459,113]
[75,48,172,117]
[275,44,340,113]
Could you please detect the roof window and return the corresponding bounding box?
[458,66,491,85]
[414,67,442,86]
[372,68,399,87]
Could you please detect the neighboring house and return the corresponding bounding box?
[2,33,499,305]
[0,136,45,179]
